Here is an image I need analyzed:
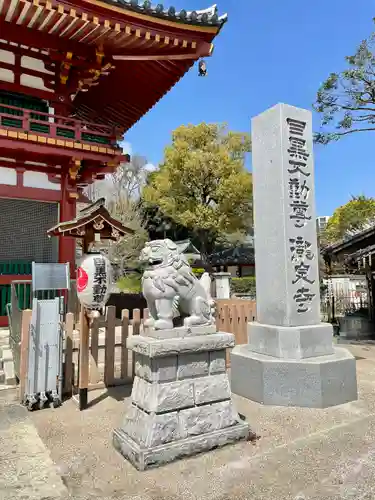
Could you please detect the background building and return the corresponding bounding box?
[0,1,226,325]
[316,216,330,235]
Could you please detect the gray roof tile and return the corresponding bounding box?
[103,1,227,27]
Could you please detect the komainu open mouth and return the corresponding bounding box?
[149,258,163,266]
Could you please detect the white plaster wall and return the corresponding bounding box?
[23,171,60,191]
[0,166,17,186]
[0,67,14,83]
[20,73,53,92]
[0,49,15,64]
[21,56,54,75]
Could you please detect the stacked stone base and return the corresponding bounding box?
[231,322,358,408]
[113,422,248,471]
[113,327,250,470]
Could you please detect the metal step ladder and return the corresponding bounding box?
[22,262,70,411]
[23,297,64,410]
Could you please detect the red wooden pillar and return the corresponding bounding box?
[59,171,76,277]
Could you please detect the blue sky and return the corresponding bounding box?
[125,0,375,217]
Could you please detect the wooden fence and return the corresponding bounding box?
[19,300,257,400]
[216,299,257,367]
[63,305,145,396]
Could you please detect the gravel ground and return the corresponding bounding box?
[3,343,375,499]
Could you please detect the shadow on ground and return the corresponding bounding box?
[87,384,132,408]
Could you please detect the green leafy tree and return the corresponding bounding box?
[142,123,252,259]
[314,30,375,144]
[324,195,375,243]
[107,197,148,272]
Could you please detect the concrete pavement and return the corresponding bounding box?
[3,343,375,499]
[0,388,67,500]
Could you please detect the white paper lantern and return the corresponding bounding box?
[77,253,112,309]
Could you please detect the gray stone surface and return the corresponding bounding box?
[231,344,358,408]
[251,103,320,327]
[140,239,214,329]
[134,353,178,382]
[128,332,235,357]
[121,404,181,447]
[213,272,231,299]
[113,422,249,471]
[145,325,216,339]
[177,352,209,379]
[131,376,195,413]
[194,374,231,404]
[118,325,247,470]
[1,347,16,385]
[0,391,67,499]
[179,400,239,436]
[209,350,226,374]
[227,103,359,409]
[248,321,334,359]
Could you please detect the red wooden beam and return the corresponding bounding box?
[0,275,32,285]
[0,81,54,103]
[0,184,61,202]
[112,41,213,61]
[0,159,63,176]
[0,20,95,59]
[0,138,122,163]
[0,147,68,166]
[0,317,8,327]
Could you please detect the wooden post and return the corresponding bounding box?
[89,317,100,385]
[132,309,141,379]
[19,309,32,402]
[63,312,74,395]
[104,306,116,386]
[237,303,247,345]
[78,305,90,410]
[121,309,129,379]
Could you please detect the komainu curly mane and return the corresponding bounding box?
[139,239,214,330]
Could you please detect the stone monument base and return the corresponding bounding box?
[113,327,250,470]
[231,345,358,408]
[246,322,335,359]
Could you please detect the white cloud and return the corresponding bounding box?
[119,140,132,155]
[144,163,157,172]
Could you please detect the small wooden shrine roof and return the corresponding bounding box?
[322,224,375,264]
[47,198,134,239]
[210,245,255,266]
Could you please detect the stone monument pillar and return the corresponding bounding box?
[230,103,358,408]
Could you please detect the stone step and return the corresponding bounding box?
[1,346,16,386]
[0,337,10,348]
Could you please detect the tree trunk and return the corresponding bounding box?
[197,230,214,273]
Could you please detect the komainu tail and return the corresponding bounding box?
[199,272,216,321]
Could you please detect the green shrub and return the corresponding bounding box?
[117,274,142,293]
[231,276,256,295]
[192,267,205,277]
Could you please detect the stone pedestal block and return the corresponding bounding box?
[113,327,250,470]
[231,345,358,408]
[247,322,334,359]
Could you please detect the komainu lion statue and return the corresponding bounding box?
[140,239,214,330]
